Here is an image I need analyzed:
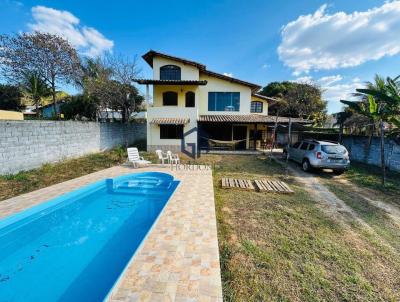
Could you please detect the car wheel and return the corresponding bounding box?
[333,169,345,175]
[302,159,311,172]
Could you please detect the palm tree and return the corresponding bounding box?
[341,74,400,185]
[21,73,51,117]
[333,110,352,143]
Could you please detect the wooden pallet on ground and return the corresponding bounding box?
[254,179,294,194]
[221,178,255,190]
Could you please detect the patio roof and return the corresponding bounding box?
[198,114,311,124]
[150,117,190,125]
[251,93,278,102]
[132,79,207,86]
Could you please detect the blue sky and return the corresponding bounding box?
[2,0,400,113]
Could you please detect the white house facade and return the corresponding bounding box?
[133,50,305,157]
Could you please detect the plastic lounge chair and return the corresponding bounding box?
[127,147,151,168]
[167,151,180,165]
[156,150,169,165]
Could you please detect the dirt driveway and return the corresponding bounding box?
[274,156,400,253]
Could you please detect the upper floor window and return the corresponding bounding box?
[185,91,195,107]
[250,101,263,113]
[208,92,240,111]
[163,91,178,106]
[160,65,181,80]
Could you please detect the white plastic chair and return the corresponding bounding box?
[167,151,180,165]
[155,150,169,165]
[127,147,151,168]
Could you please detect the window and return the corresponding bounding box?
[300,142,309,150]
[308,144,315,151]
[185,91,195,107]
[160,65,181,80]
[160,125,183,139]
[292,142,301,148]
[208,92,240,111]
[250,101,263,113]
[163,91,178,106]
[321,145,347,154]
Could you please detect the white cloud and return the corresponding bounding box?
[318,75,342,86]
[293,76,313,83]
[2,0,23,7]
[28,6,114,57]
[321,76,362,103]
[293,74,363,112]
[278,1,400,75]
[262,64,270,69]
[223,72,233,77]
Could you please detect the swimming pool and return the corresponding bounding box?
[0,172,179,301]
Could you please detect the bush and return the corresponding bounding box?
[131,138,146,151]
[60,94,98,120]
[0,84,23,111]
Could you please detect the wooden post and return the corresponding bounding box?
[270,115,279,160]
[286,117,292,162]
[253,123,257,150]
[380,120,386,186]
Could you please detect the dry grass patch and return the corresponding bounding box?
[206,155,400,301]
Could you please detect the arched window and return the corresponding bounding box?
[250,101,263,113]
[160,65,181,80]
[163,91,178,106]
[185,91,195,107]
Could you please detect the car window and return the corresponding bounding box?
[308,144,315,151]
[300,142,309,150]
[292,142,301,148]
[321,145,347,154]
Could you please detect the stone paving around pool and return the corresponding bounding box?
[0,164,223,302]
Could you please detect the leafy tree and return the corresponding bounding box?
[259,81,296,100]
[341,74,400,186]
[60,94,98,120]
[21,72,51,117]
[84,54,144,123]
[260,81,326,161]
[0,32,81,117]
[0,84,23,111]
[259,81,327,122]
[78,57,112,92]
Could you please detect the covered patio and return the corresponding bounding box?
[197,114,310,152]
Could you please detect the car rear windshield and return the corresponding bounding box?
[321,145,347,154]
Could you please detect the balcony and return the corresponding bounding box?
[146,107,198,124]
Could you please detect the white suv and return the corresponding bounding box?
[283,140,350,174]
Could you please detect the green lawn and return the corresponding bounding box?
[342,162,400,199]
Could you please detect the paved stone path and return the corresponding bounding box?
[0,164,223,302]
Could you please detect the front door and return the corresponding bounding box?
[233,126,247,150]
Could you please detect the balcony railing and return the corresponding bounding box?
[147,106,198,120]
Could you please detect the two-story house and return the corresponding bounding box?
[133,50,304,156]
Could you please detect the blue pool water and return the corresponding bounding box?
[0,172,179,302]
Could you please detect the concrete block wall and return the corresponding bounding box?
[0,121,146,175]
[342,136,400,172]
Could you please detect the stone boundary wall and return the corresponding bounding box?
[0,120,146,175]
[342,136,400,172]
